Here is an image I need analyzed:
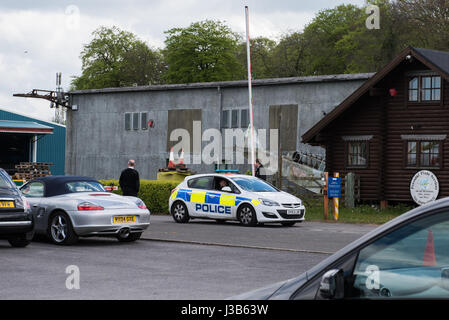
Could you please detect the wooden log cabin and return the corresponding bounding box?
[302,47,449,205]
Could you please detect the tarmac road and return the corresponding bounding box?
[0,217,377,300]
[142,215,377,254]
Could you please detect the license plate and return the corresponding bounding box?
[0,201,14,208]
[113,216,136,223]
[287,209,301,215]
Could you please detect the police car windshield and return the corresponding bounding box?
[231,177,278,192]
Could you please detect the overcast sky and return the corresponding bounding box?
[0,0,366,122]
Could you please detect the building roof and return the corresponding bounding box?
[0,107,66,128]
[414,47,449,79]
[0,120,53,134]
[302,47,449,145]
[70,73,374,95]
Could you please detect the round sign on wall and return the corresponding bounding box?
[410,170,439,205]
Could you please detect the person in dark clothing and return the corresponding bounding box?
[119,160,140,197]
[255,159,266,180]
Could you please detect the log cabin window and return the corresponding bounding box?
[406,141,440,168]
[348,142,367,167]
[408,75,441,102]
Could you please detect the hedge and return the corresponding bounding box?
[99,179,179,214]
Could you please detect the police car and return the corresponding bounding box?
[169,174,305,226]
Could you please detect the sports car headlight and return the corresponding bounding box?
[259,198,280,206]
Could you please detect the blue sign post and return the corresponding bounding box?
[328,177,341,198]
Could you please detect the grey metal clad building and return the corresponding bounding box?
[67,73,373,180]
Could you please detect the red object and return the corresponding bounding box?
[389,88,398,97]
[168,147,176,168]
[138,204,147,210]
[148,119,155,128]
[77,202,104,211]
[423,229,437,266]
[177,148,185,167]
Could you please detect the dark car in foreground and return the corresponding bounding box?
[232,197,449,300]
[0,168,33,247]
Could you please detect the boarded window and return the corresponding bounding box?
[241,109,249,128]
[222,110,230,128]
[269,105,298,151]
[132,113,139,130]
[167,109,202,152]
[231,110,239,128]
[141,112,148,130]
[125,113,131,130]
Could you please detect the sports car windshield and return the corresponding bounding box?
[231,177,278,192]
[66,181,106,193]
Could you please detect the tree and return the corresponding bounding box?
[71,26,165,90]
[394,0,449,51]
[270,32,309,77]
[236,37,276,79]
[163,20,244,84]
[120,41,166,86]
[300,4,366,75]
[334,0,399,73]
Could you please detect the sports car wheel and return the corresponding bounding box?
[171,201,190,223]
[48,212,78,245]
[237,204,257,227]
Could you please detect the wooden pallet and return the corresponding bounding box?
[14,162,54,181]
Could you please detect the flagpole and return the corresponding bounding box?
[245,6,256,177]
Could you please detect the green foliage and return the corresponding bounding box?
[305,202,415,224]
[99,179,179,214]
[301,4,366,75]
[71,26,165,90]
[163,20,244,83]
[72,2,449,88]
[236,37,277,79]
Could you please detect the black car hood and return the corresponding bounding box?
[227,273,308,300]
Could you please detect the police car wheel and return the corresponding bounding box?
[237,204,257,227]
[171,201,190,223]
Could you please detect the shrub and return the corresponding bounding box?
[99,179,179,214]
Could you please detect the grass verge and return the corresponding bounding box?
[304,202,415,225]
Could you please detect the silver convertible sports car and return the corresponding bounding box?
[19,176,150,245]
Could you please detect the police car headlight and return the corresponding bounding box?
[259,198,280,206]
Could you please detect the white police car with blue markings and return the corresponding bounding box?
[169,174,305,227]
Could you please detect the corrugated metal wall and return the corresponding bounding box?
[0,109,66,175]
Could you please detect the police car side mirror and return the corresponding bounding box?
[318,269,344,299]
[221,186,232,192]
